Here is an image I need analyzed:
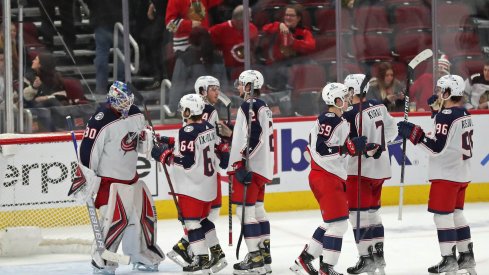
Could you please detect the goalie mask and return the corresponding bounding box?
[322,82,349,109]
[344,74,368,95]
[238,70,264,91]
[436,74,464,100]
[107,81,134,118]
[178,94,205,119]
[194,76,220,97]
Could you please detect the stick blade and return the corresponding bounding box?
[101,249,131,265]
[408,49,433,70]
[218,93,232,107]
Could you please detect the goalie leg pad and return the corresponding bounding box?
[121,181,165,266]
[91,206,119,272]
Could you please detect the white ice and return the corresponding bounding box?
[0,203,488,275]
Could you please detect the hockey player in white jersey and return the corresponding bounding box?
[78,81,164,274]
[398,75,477,275]
[152,94,229,274]
[164,76,229,273]
[342,74,397,275]
[290,83,367,275]
[228,70,274,274]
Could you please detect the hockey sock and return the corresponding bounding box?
[349,211,372,256]
[186,221,207,255]
[307,226,326,258]
[256,202,270,246]
[322,220,348,265]
[368,209,384,245]
[434,213,457,256]
[454,209,471,253]
[236,205,262,252]
[201,218,219,248]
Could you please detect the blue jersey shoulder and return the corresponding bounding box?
[317,111,343,128]
[179,122,214,141]
[435,107,470,125]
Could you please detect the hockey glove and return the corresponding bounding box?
[397,121,425,145]
[215,142,231,169]
[340,136,367,156]
[216,121,233,139]
[232,161,252,186]
[159,136,175,148]
[151,143,173,165]
[427,94,441,117]
[364,143,382,159]
[74,165,101,204]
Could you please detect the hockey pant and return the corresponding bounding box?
[92,181,165,270]
[349,209,384,256]
[236,202,270,252]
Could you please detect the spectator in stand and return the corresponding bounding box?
[259,4,316,90]
[165,0,222,53]
[0,22,20,79]
[86,0,124,94]
[37,0,77,53]
[411,54,451,111]
[464,60,489,109]
[209,5,258,81]
[477,90,489,109]
[367,62,406,112]
[167,27,227,113]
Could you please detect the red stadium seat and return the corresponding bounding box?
[314,8,351,35]
[288,64,326,97]
[439,31,481,58]
[453,56,487,79]
[63,78,88,104]
[326,62,364,82]
[394,4,431,32]
[394,32,432,63]
[353,6,391,32]
[252,9,273,29]
[437,2,472,29]
[353,33,393,62]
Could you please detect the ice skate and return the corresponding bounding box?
[166,238,193,267]
[428,246,458,275]
[233,250,267,275]
[183,254,211,274]
[457,242,477,275]
[92,260,115,275]
[373,242,386,275]
[260,239,272,273]
[289,245,318,275]
[208,244,228,273]
[347,246,376,275]
[319,256,343,275]
[132,262,159,272]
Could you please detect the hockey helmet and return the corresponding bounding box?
[436,74,465,99]
[238,70,264,90]
[194,76,220,96]
[344,74,368,95]
[107,81,134,118]
[322,82,349,108]
[178,94,205,119]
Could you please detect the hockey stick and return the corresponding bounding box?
[355,75,370,244]
[236,82,255,260]
[218,93,234,247]
[161,155,186,230]
[65,116,131,265]
[399,49,433,221]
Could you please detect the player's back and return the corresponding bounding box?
[343,100,397,179]
[308,111,350,180]
[172,121,218,201]
[420,107,473,183]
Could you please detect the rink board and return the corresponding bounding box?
[1,111,489,225]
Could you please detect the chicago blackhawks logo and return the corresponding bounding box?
[121,132,138,153]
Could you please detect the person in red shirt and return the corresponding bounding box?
[411,54,451,111]
[209,5,258,80]
[165,0,222,53]
[261,4,316,63]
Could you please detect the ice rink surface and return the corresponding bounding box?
[0,203,488,275]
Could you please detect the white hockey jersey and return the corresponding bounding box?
[228,97,274,181]
[343,100,398,179]
[80,104,146,181]
[171,121,218,202]
[419,107,473,183]
[308,111,350,180]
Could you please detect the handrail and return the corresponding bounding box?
[159,79,172,123]
[112,22,140,81]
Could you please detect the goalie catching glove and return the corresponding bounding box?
[397,121,425,145]
[340,136,367,156]
[151,143,173,165]
[70,165,101,204]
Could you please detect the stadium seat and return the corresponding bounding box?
[353,33,393,62]
[394,4,431,32]
[353,6,391,33]
[452,56,487,78]
[252,9,273,29]
[288,64,326,97]
[439,31,482,58]
[394,31,432,63]
[437,2,473,29]
[62,78,88,105]
[326,62,364,82]
[314,8,351,35]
